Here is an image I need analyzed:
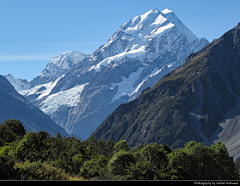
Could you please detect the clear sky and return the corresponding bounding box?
[0,0,240,81]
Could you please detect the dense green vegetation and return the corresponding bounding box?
[0,119,239,180]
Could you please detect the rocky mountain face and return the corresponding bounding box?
[92,23,240,159]
[0,75,69,137]
[17,8,209,139]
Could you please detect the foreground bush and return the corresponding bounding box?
[167,141,239,179]
[14,160,70,180]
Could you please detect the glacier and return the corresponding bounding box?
[39,83,89,115]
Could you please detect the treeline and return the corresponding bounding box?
[0,119,240,180]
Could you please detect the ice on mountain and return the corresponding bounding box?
[151,14,167,26]
[35,51,88,85]
[131,67,159,96]
[110,67,144,103]
[131,16,140,24]
[39,83,89,115]
[19,76,64,101]
[162,11,197,42]
[49,51,86,69]
[153,22,175,37]
[140,8,159,21]
[37,76,63,100]
[89,45,146,72]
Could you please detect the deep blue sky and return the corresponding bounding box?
[0,0,240,81]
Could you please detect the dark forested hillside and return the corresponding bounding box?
[91,23,240,155]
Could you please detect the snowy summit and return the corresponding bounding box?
[31,51,88,86]
[89,8,198,72]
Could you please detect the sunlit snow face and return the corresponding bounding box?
[88,8,198,72]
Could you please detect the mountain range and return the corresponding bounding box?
[4,8,240,160]
[92,22,240,159]
[9,8,209,139]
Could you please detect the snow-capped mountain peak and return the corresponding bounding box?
[89,8,199,72]
[44,51,87,71]
[31,51,88,86]
[139,7,160,21]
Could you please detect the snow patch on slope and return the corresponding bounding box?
[110,67,144,103]
[89,46,146,72]
[18,76,63,100]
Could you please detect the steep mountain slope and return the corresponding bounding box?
[92,23,240,159]
[19,8,209,139]
[0,75,69,137]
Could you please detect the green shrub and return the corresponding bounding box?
[14,160,70,180]
[113,140,130,152]
[127,161,155,180]
[167,141,239,180]
[79,155,108,179]
[0,119,26,146]
[108,150,135,175]
[0,145,20,180]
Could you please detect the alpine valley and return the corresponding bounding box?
[7,8,209,139]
